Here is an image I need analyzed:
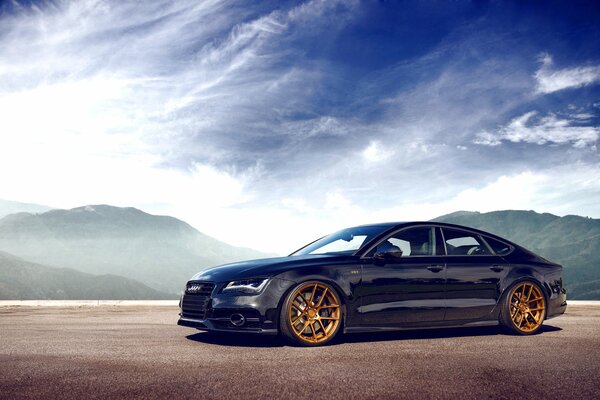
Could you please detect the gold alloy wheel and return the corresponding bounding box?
[509,282,546,333]
[288,282,341,344]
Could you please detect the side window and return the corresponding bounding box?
[376,227,435,257]
[484,236,512,255]
[442,228,492,256]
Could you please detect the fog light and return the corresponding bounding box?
[230,313,246,326]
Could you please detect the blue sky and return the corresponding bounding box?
[0,0,599,253]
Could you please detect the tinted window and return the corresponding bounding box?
[484,237,512,255]
[442,228,491,256]
[376,227,435,257]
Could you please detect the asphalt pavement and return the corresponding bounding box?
[1,304,599,399]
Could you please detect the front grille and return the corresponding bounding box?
[181,282,215,320]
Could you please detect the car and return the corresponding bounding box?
[177,222,567,346]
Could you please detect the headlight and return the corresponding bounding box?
[222,278,269,294]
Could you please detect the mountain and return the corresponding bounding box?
[0,199,52,219]
[0,251,173,300]
[0,205,270,294]
[433,210,600,299]
[4,205,596,299]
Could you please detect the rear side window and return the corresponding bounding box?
[484,237,512,255]
[442,228,492,256]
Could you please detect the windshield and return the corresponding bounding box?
[291,225,389,256]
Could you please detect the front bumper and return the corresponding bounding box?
[177,278,294,334]
[177,317,278,334]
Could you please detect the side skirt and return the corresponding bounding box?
[344,320,499,334]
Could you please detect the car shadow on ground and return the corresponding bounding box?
[342,324,562,344]
[185,324,562,347]
[186,331,285,347]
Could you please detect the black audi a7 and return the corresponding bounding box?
[178,222,567,346]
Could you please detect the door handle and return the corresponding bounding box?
[490,265,504,272]
[427,265,444,273]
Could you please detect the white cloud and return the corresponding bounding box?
[379,167,600,221]
[362,141,394,162]
[0,0,364,254]
[281,198,311,213]
[1,2,599,255]
[325,191,352,209]
[473,131,501,146]
[474,111,599,148]
[282,116,351,138]
[218,166,600,253]
[571,113,594,120]
[535,53,600,94]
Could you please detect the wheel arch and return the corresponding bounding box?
[496,274,550,319]
[274,278,348,333]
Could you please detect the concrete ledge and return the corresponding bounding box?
[0,300,179,306]
[0,300,598,307]
[567,300,600,306]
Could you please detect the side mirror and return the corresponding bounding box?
[373,250,403,265]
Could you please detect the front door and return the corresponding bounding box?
[359,226,446,326]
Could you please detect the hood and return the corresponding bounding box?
[189,254,352,282]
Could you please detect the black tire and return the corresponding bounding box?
[279,281,343,346]
[499,280,547,335]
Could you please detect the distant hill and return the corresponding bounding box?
[0,199,52,219]
[3,205,597,300]
[0,251,173,300]
[433,210,600,299]
[0,205,270,294]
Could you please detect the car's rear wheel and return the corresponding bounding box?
[500,280,547,335]
[279,281,342,346]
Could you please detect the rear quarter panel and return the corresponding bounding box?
[499,248,565,318]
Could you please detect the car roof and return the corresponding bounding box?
[339,221,548,261]
[351,221,516,244]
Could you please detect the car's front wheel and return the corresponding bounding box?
[500,280,547,335]
[279,281,342,346]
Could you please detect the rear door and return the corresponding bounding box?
[441,227,508,321]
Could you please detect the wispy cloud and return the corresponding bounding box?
[535,53,600,94]
[0,0,365,251]
[1,1,599,253]
[474,111,599,148]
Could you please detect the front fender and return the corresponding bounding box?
[275,264,362,327]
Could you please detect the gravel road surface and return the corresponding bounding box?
[1,305,599,399]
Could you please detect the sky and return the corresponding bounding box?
[0,0,599,254]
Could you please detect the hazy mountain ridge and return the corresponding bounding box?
[1,205,598,299]
[0,251,173,300]
[433,210,600,299]
[0,205,270,294]
[0,199,52,219]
